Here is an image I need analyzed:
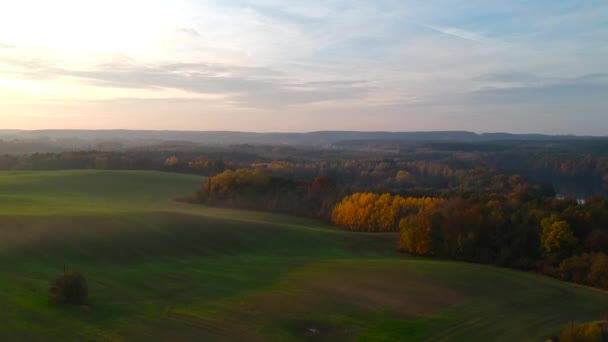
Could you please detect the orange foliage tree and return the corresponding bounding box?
[331,192,443,233]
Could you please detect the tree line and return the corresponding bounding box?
[188,169,339,219]
[0,152,235,176]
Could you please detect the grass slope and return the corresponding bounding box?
[0,170,606,341]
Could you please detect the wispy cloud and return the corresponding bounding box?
[0,57,371,107]
[176,28,201,37]
[467,74,608,105]
[424,25,492,44]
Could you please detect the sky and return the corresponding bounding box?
[0,0,607,134]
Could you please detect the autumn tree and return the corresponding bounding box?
[332,193,443,232]
[163,156,182,171]
[399,212,434,255]
[541,215,578,262]
[588,253,608,289]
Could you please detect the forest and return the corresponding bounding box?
[193,166,608,290]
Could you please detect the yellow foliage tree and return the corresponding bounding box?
[332,192,442,233]
[399,214,433,255]
[541,215,578,261]
[164,156,179,167]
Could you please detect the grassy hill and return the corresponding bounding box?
[0,170,606,341]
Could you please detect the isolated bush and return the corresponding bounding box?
[49,271,88,305]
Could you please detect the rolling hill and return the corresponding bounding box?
[0,170,606,341]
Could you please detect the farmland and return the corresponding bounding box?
[0,170,606,341]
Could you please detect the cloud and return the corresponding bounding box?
[444,74,608,106]
[177,28,201,37]
[424,25,492,44]
[0,43,15,49]
[469,80,608,105]
[0,56,372,107]
[570,73,608,83]
[473,72,543,84]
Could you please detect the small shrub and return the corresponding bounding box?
[49,271,88,305]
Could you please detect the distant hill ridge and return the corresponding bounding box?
[0,129,601,147]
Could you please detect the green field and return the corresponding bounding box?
[0,170,606,341]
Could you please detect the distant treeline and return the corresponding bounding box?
[0,151,235,176]
[252,156,608,198]
[1,140,608,198]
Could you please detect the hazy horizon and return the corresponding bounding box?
[1,1,607,134]
[0,128,605,137]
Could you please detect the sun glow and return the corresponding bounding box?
[0,0,188,59]
[0,0,205,110]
